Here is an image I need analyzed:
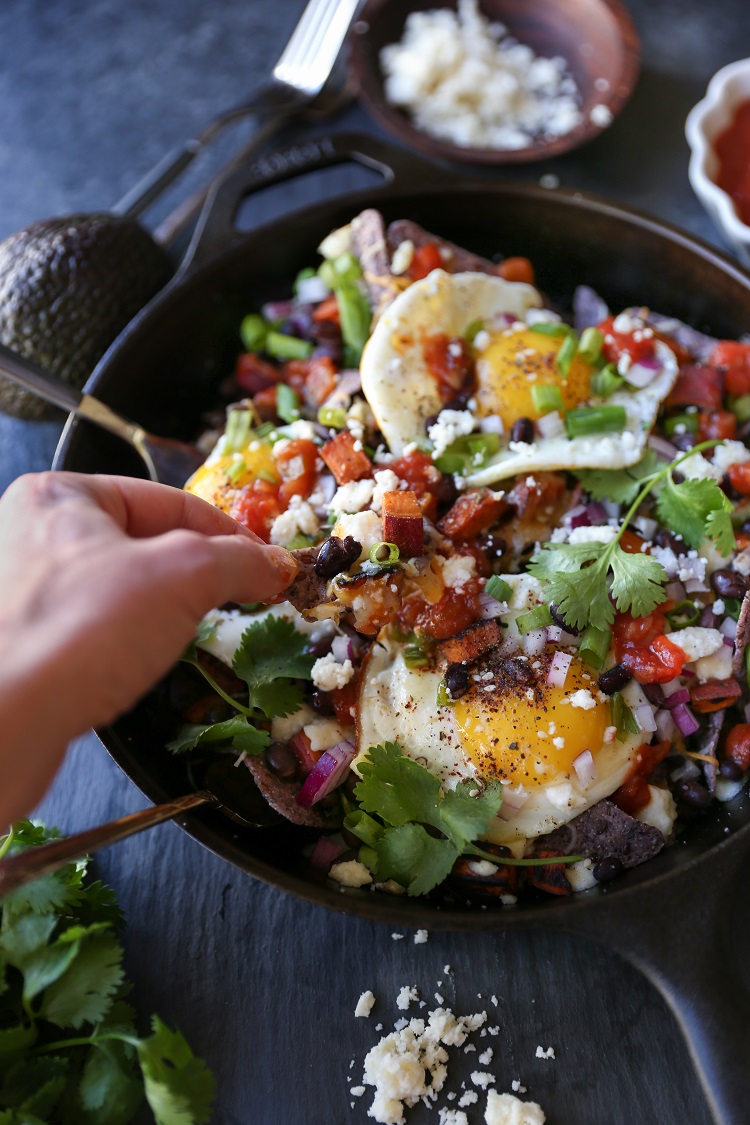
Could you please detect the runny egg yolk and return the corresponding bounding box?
[185,442,280,513]
[474,326,593,430]
[454,653,610,788]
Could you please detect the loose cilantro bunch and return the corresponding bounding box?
[530,442,736,632]
[0,821,213,1125]
[344,744,581,896]
[167,615,314,756]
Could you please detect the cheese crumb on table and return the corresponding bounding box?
[414,929,429,944]
[535,1045,556,1060]
[472,1071,496,1089]
[354,991,376,1018]
[485,1090,546,1125]
[396,986,419,1011]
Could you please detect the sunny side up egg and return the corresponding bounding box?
[360,269,679,485]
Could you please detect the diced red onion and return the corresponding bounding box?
[685,577,709,594]
[601,499,621,519]
[648,435,679,461]
[744,701,750,724]
[670,758,700,782]
[625,357,663,387]
[585,500,609,524]
[331,635,351,663]
[665,580,687,602]
[547,651,572,687]
[296,739,356,807]
[699,605,716,628]
[522,628,548,657]
[720,617,738,640]
[723,635,735,648]
[262,299,295,321]
[567,504,590,530]
[296,275,331,304]
[479,415,505,435]
[573,749,597,786]
[536,410,564,439]
[478,592,504,618]
[633,703,658,733]
[655,709,676,742]
[546,625,563,642]
[672,702,700,737]
[652,546,679,578]
[498,784,529,820]
[308,836,345,872]
[679,555,708,581]
[661,688,690,710]
[662,677,685,698]
[634,516,658,540]
[315,473,337,505]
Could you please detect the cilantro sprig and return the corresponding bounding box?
[168,616,314,756]
[0,821,213,1125]
[346,744,581,896]
[530,441,736,632]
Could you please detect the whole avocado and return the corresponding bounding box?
[0,212,173,419]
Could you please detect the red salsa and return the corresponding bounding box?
[714,98,750,225]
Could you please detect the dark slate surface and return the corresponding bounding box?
[1,1,749,1123]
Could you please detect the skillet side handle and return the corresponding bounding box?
[177,131,442,276]
[563,834,750,1125]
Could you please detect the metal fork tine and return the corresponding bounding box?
[276,0,338,69]
[275,0,346,94]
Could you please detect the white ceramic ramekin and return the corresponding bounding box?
[685,58,750,268]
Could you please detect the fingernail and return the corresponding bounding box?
[268,546,299,584]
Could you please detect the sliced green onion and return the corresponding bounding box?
[403,643,430,668]
[577,327,604,363]
[265,331,313,361]
[343,809,384,849]
[436,680,453,707]
[285,533,316,550]
[531,383,564,415]
[369,541,400,566]
[317,405,347,429]
[225,458,247,484]
[556,332,578,378]
[331,252,363,285]
[529,321,574,338]
[666,599,700,629]
[336,284,371,365]
[256,469,279,484]
[253,421,276,440]
[224,408,253,453]
[565,405,626,438]
[611,691,640,740]
[579,624,611,669]
[664,413,699,437]
[730,394,750,423]
[240,313,267,352]
[516,604,553,634]
[357,845,378,872]
[276,383,301,423]
[294,266,317,293]
[467,432,501,466]
[435,433,500,475]
[464,319,485,344]
[484,575,513,602]
[590,363,624,398]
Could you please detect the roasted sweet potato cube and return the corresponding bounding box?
[320,431,372,484]
[438,618,503,664]
[437,488,508,539]
[382,489,424,557]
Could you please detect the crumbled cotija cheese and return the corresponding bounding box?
[330,860,373,888]
[485,1090,546,1125]
[380,0,582,151]
[269,495,318,546]
[428,409,476,458]
[311,653,355,692]
[355,991,377,1018]
[441,554,477,591]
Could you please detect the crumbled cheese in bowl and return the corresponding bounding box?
[380,0,582,151]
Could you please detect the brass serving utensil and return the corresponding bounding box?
[0,342,204,488]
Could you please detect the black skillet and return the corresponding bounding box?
[53,133,750,1124]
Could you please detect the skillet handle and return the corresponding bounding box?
[177,131,440,275]
[562,833,750,1125]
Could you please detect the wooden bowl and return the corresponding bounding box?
[349,0,641,164]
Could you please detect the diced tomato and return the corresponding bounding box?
[423,332,475,402]
[252,384,281,421]
[407,242,444,281]
[437,488,509,539]
[698,409,737,442]
[312,294,340,324]
[495,256,535,285]
[235,351,283,394]
[612,741,670,815]
[666,363,725,411]
[618,529,646,554]
[401,579,483,641]
[276,438,319,504]
[507,472,566,521]
[304,354,338,407]
[329,678,360,725]
[727,462,750,495]
[710,340,750,396]
[320,431,372,484]
[229,479,282,541]
[598,315,657,364]
[613,610,687,684]
[726,723,750,771]
[282,359,311,396]
[389,449,444,521]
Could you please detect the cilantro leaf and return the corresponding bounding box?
[136,1017,214,1125]
[38,931,124,1029]
[232,617,314,718]
[526,540,600,580]
[706,506,736,555]
[354,743,442,827]
[0,914,57,969]
[575,449,660,505]
[0,1023,37,1063]
[180,616,218,662]
[80,1041,143,1125]
[374,825,457,897]
[656,476,733,550]
[608,546,669,618]
[166,716,269,755]
[439,780,504,851]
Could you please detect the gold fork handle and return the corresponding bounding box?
[0,793,211,897]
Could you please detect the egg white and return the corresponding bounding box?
[360,269,542,457]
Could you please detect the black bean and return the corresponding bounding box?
[341,827,362,850]
[510,417,534,444]
[672,432,696,453]
[719,759,744,781]
[481,533,507,560]
[674,778,712,809]
[264,742,299,781]
[642,682,664,706]
[549,605,579,635]
[343,771,360,799]
[314,535,362,579]
[445,663,470,699]
[654,529,684,553]
[593,856,623,882]
[435,474,459,509]
[598,664,632,695]
[310,690,335,715]
[710,568,748,600]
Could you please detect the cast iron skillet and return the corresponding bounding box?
[54,133,750,1124]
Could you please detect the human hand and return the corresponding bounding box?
[0,471,298,825]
